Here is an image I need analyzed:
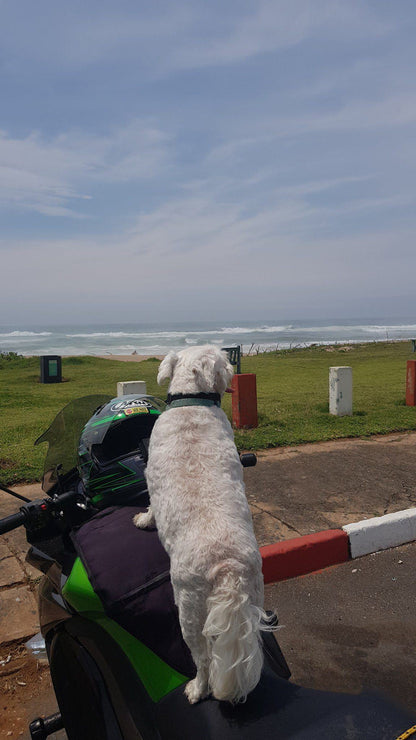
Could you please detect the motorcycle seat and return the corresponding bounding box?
[154,664,416,739]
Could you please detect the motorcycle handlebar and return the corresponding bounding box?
[0,510,27,535]
[240,453,257,467]
[0,490,81,537]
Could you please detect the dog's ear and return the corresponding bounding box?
[213,352,234,394]
[157,351,178,385]
[192,350,234,394]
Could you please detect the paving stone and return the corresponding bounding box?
[0,557,26,588]
[0,538,11,559]
[16,553,42,582]
[0,586,39,644]
[3,526,30,556]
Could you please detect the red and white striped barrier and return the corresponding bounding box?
[260,507,416,584]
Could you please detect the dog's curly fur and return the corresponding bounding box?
[134,345,269,704]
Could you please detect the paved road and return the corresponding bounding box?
[244,431,416,545]
[265,541,416,715]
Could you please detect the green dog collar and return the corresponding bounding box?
[166,398,221,410]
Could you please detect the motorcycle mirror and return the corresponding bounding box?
[0,481,30,503]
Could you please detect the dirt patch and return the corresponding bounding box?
[0,643,58,740]
[0,460,18,471]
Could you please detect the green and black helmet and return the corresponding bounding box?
[78,394,165,506]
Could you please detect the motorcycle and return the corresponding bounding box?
[0,394,414,740]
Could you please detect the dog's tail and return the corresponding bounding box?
[203,561,275,704]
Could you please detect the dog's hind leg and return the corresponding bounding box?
[176,589,210,704]
[133,506,156,530]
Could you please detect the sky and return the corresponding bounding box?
[1,0,416,325]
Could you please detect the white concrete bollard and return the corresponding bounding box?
[117,380,147,397]
[329,366,352,416]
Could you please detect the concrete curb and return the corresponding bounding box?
[261,530,349,584]
[261,507,416,585]
[343,507,416,559]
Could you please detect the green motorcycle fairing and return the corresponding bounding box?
[62,557,188,702]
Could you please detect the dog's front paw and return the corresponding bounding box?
[133,511,156,530]
[184,678,209,705]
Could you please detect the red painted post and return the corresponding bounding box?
[231,373,258,428]
[406,360,416,406]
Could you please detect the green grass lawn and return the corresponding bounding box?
[1,342,416,485]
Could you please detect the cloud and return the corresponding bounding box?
[1,199,414,323]
[0,0,392,78]
[169,0,391,71]
[275,93,416,136]
[0,3,194,70]
[206,91,416,165]
[0,122,172,216]
[1,151,415,323]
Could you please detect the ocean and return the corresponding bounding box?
[1,319,416,357]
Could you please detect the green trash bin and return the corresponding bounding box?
[40,355,62,384]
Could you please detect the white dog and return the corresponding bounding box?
[134,345,270,704]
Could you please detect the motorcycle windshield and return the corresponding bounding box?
[35,395,112,494]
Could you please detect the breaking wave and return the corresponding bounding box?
[2,320,416,356]
[0,331,52,337]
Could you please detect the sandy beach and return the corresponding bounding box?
[97,354,165,362]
